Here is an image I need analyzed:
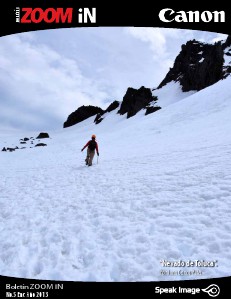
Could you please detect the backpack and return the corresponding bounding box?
[88,140,96,151]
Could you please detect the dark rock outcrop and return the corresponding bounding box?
[94,115,104,125]
[222,35,231,78]
[24,137,29,141]
[118,86,157,118]
[36,132,49,139]
[158,39,224,92]
[145,106,161,116]
[94,101,120,124]
[222,35,231,49]
[105,100,120,113]
[64,105,103,128]
[20,141,26,144]
[2,146,19,152]
[35,143,47,147]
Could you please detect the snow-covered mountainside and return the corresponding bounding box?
[151,35,231,109]
[1,75,231,281]
[63,36,231,129]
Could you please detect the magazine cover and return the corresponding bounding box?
[0,1,230,297]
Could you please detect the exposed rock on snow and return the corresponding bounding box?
[36,132,50,139]
[64,105,103,128]
[158,39,224,92]
[118,86,157,118]
[35,143,47,147]
[1,134,50,152]
[94,101,120,124]
[145,106,161,115]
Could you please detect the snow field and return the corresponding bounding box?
[0,77,231,281]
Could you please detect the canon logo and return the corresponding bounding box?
[159,8,225,23]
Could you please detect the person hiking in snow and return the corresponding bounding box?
[81,134,99,166]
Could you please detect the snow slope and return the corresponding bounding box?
[0,77,231,281]
[152,81,196,108]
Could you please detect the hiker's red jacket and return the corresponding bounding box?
[82,140,99,154]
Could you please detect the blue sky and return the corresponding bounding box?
[0,27,227,131]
